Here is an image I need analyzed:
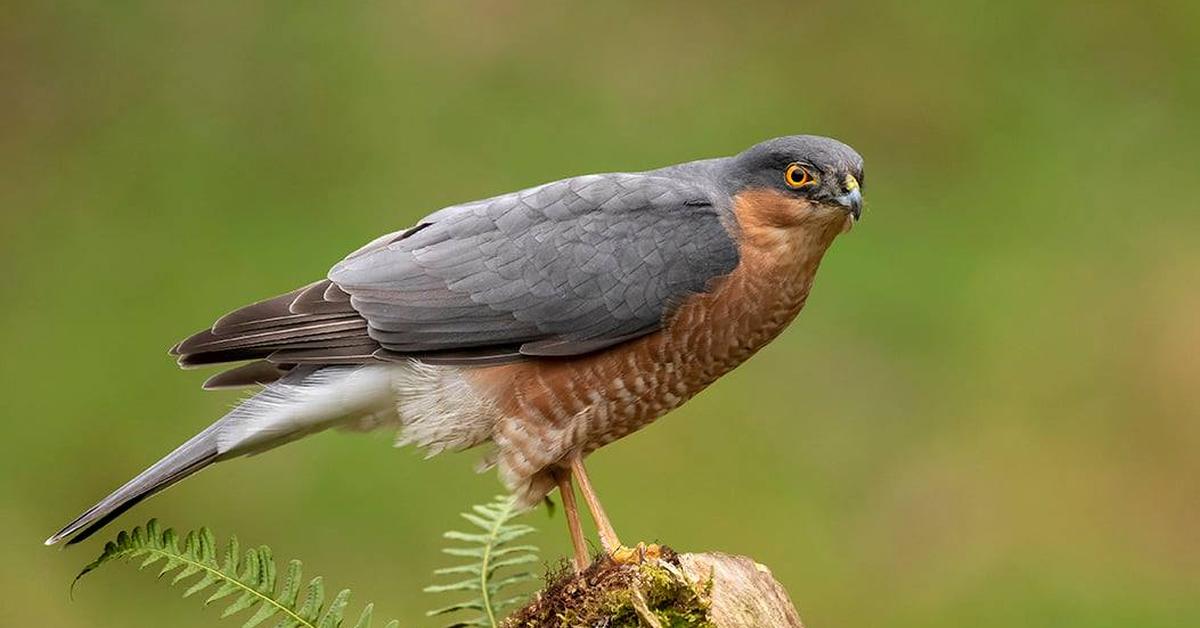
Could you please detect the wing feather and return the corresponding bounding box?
[329,173,737,359]
[173,169,739,379]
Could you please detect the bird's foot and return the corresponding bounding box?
[608,542,663,566]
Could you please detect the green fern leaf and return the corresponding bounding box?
[425,495,540,628]
[73,519,398,628]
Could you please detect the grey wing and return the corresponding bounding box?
[172,173,739,378]
[329,173,739,358]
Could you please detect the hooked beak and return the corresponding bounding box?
[835,174,862,220]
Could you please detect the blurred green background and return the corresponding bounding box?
[2,2,1197,626]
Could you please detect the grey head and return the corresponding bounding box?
[720,135,865,219]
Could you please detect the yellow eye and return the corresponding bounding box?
[785,163,816,188]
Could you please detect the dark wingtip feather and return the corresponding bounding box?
[171,282,369,371]
[178,347,275,368]
[212,287,309,333]
[289,280,337,314]
[175,328,223,354]
[202,361,287,390]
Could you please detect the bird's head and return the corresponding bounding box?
[723,135,865,231]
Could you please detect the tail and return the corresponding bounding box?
[45,365,395,546]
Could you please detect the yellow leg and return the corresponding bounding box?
[569,454,622,553]
[552,467,590,572]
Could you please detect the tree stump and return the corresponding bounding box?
[504,546,804,627]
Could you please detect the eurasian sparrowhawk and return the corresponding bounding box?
[47,135,865,568]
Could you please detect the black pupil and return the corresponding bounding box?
[791,167,804,184]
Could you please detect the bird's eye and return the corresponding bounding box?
[784,163,816,189]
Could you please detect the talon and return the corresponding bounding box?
[610,542,662,565]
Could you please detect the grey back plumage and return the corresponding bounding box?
[329,171,740,358]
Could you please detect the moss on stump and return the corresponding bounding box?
[504,547,803,627]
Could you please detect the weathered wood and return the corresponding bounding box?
[679,552,804,628]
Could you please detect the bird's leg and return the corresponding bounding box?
[570,454,663,565]
[569,454,623,553]
[551,467,590,573]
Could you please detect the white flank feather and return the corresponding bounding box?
[391,360,499,456]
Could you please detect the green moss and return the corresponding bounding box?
[504,548,714,627]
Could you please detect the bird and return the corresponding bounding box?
[46,135,865,570]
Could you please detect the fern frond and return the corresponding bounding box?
[425,495,539,628]
[74,519,399,628]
